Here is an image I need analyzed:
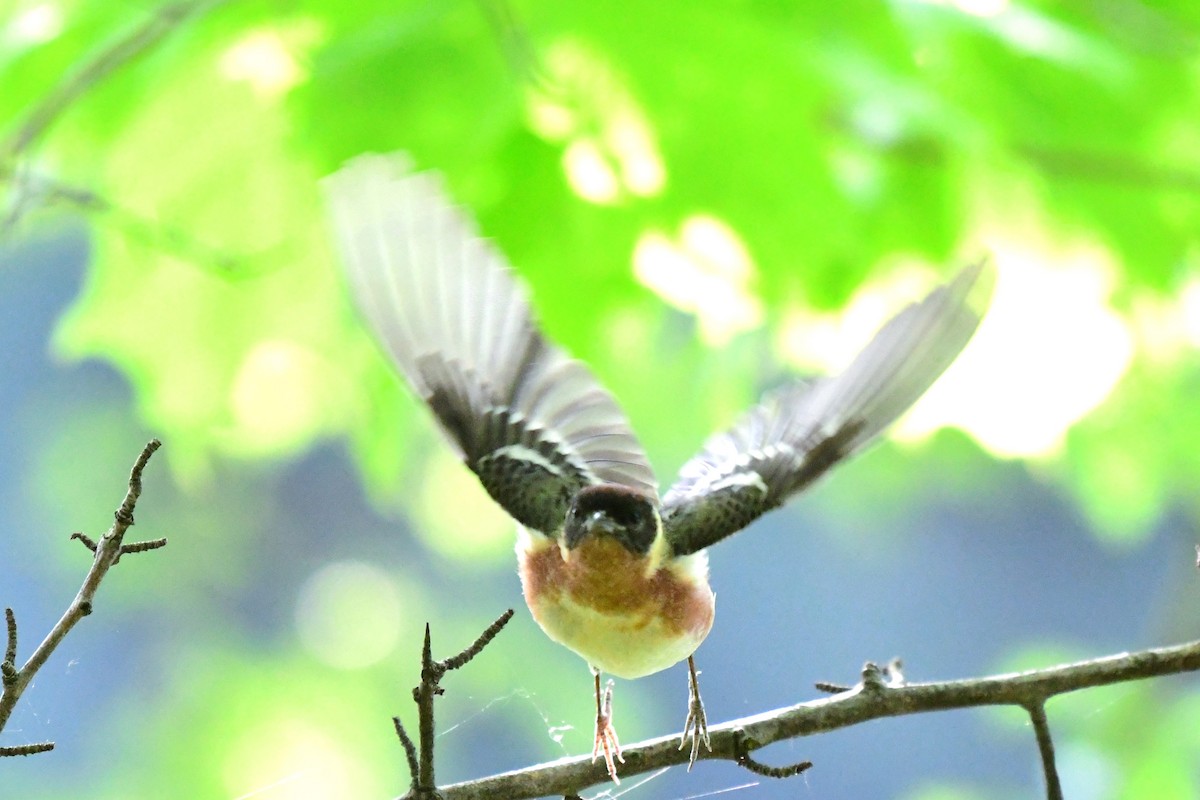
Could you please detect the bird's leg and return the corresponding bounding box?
[591,668,623,783]
[679,654,711,770]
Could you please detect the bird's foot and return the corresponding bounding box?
[679,654,711,770]
[592,676,624,783]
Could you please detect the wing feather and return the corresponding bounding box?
[324,154,658,535]
[662,260,994,556]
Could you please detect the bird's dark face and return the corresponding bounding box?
[563,484,661,556]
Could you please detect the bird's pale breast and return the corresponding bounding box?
[516,529,715,679]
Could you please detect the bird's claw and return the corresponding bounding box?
[592,678,624,783]
[680,693,710,768]
[679,655,712,770]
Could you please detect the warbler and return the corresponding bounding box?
[323,153,993,782]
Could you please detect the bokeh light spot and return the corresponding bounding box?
[896,249,1134,457]
[230,339,333,455]
[295,560,404,670]
[1179,278,1200,349]
[778,251,1133,458]
[526,38,666,203]
[634,215,763,345]
[8,2,62,43]
[953,0,1009,17]
[219,26,317,98]
[607,111,665,196]
[223,717,377,799]
[563,138,620,204]
[778,266,935,373]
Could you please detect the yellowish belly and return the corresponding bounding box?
[516,530,715,679]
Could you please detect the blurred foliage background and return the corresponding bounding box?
[2,0,1199,797]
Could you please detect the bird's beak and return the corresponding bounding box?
[583,510,621,538]
[565,509,624,551]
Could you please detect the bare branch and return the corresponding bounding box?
[475,0,546,87]
[3,609,15,669]
[1027,702,1062,800]
[115,438,158,525]
[415,624,438,792]
[2,1,232,160]
[120,537,169,557]
[0,0,248,277]
[0,440,166,754]
[0,164,249,274]
[813,680,851,694]
[399,610,515,798]
[733,731,812,778]
[428,639,1200,800]
[0,742,54,757]
[69,532,98,552]
[393,716,420,785]
[442,609,515,672]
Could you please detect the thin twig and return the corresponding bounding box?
[475,0,546,87]
[2,1,231,159]
[0,0,249,277]
[415,624,438,792]
[119,538,169,557]
[69,532,98,552]
[115,439,157,525]
[426,638,1200,800]
[3,609,15,668]
[0,440,165,753]
[2,609,17,687]
[0,742,54,757]
[443,609,515,671]
[733,732,812,778]
[393,716,420,784]
[0,165,249,273]
[1027,702,1062,800]
[401,610,515,798]
[813,681,851,694]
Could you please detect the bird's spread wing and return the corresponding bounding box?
[662,260,994,556]
[323,154,657,535]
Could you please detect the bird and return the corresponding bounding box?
[323,153,994,783]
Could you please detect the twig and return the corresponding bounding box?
[416,626,438,792]
[426,639,1200,800]
[1027,702,1062,800]
[2,1,231,160]
[442,609,514,672]
[475,0,546,87]
[0,164,248,273]
[69,532,98,552]
[0,0,249,278]
[0,439,165,754]
[393,717,420,784]
[733,731,812,778]
[398,609,515,798]
[813,680,851,694]
[3,609,15,674]
[0,742,54,757]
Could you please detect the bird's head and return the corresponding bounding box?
[563,484,662,559]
